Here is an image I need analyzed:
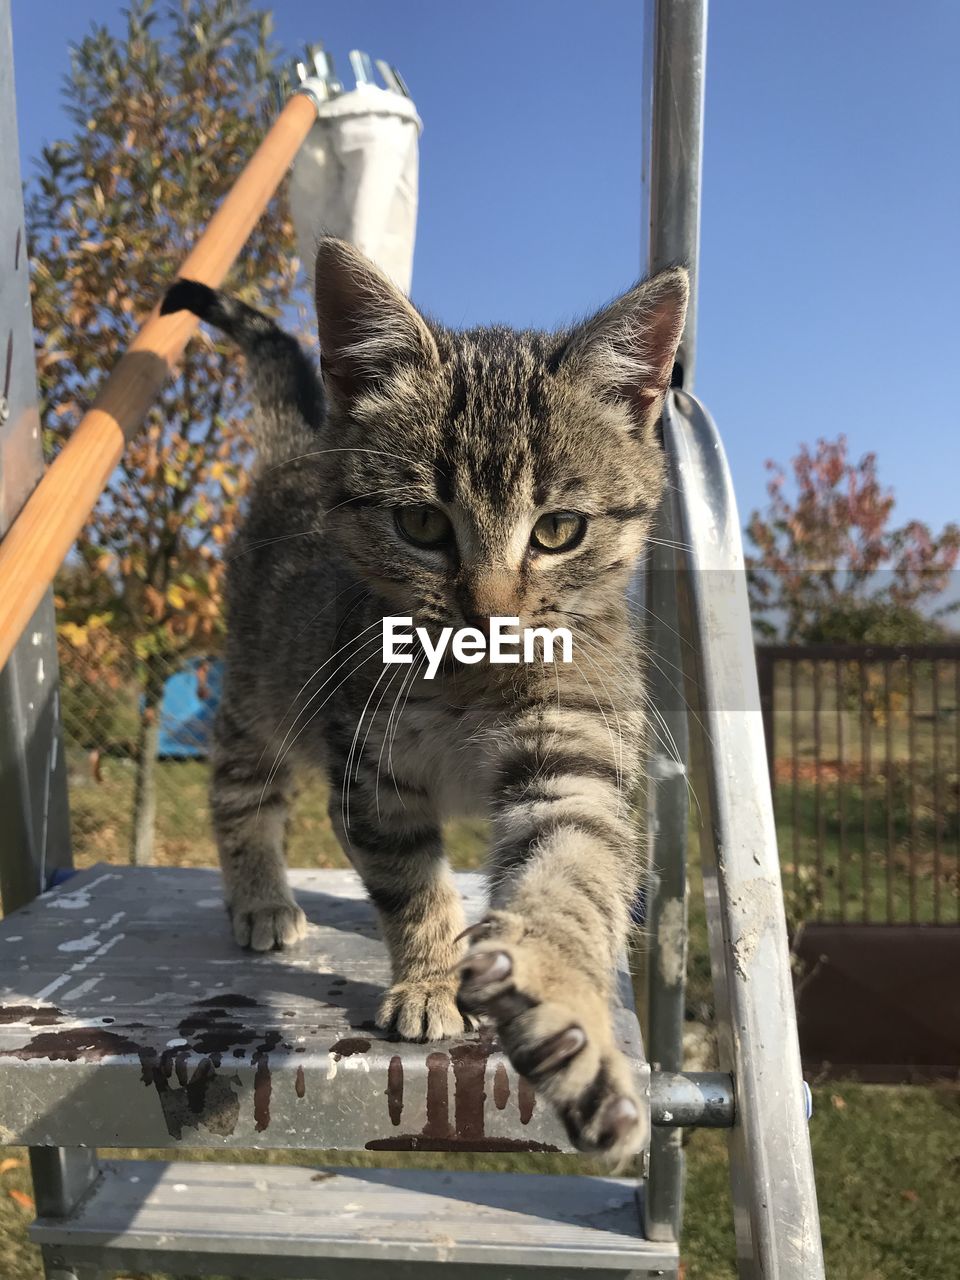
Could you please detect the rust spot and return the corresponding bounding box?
[493,1062,510,1110]
[329,1037,370,1061]
[253,1052,271,1132]
[423,1051,452,1139]
[366,1136,560,1153]
[194,994,258,1009]
[387,1055,403,1126]
[177,1009,259,1056]
[186,1058,214,1114]
[450,1043,487,1141]
[518,1077,536,1124]
[3,1028,141,1062]
[295,1065,306,1099]
[138,1049,241,1140]
[0,1005,62,1027]
[250,1033,280,1133]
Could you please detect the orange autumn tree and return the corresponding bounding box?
[28,0,301,862]
[747,435,960,642]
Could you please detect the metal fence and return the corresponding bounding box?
[757,644,960,925]
[59,632,960,925]
[57,633,221,867]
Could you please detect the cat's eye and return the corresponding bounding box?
[530,511,586,553]
[395,504,453,548]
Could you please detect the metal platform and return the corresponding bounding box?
[0,865,647,1154]
[32,1160,678,1278]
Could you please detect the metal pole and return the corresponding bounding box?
[638,0,707,1245]
[642,0,708,388]
[642,488,691,1244]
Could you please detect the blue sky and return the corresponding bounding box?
[11,0,960,534]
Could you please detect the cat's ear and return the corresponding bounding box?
[314,238,439,399]
[558,267,689,438]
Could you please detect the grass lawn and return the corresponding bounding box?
[0,762,956,1277]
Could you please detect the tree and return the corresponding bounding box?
[747,436,960,642]
[28,0,300,862]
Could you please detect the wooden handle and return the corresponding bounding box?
[0,92,319,673]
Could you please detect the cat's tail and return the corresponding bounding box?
[161,279,323,466]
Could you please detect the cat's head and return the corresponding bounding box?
[312,238,687,633]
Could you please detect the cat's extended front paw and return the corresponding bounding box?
[377,976,469,1042]
[228,898,307,951]
[457,922,647,1163]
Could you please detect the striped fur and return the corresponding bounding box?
[163,240,687,1162]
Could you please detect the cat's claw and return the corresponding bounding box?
[456,934,648,1164]
[229,900,307,951]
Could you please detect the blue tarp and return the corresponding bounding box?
[157,657,223,758]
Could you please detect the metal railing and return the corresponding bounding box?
[757,644,960,926]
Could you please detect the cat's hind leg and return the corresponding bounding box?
[210,693,307,951]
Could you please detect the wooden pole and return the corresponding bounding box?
[0,90,319,673]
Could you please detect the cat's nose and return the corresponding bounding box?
[462,613,489,633]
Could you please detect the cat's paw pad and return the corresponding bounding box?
[457,939,647,1162]
[377,978,469,1042]
[230,900,307,952]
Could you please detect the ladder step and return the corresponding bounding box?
[0,865,647,1153]
[32,1159,678,1277]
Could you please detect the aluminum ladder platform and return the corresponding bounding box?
[0,867,679,1278]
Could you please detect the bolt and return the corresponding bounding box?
[0,395,9,422]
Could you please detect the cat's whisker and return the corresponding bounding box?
[570,656,624,812]
[387,652,428,795]
[624,595,697,653]
[375,663,412,820]
[255,591,374,774]
[259,628,385,806]
[341,660,395,835]
[646,536,693,553]
[356,660,406,791]
[228,527,322,561]
[322,484,411,518]
[573,646,626,812]
[567,606,708,743]
[266,445,421,473]
[261,616,385,761]
[291,580,368,643]
[380,651,426,813]
[255,640,384,825]
[576,632,704,823]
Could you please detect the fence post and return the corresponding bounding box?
[756,647,775,782]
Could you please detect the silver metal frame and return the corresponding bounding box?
[0,9,100,1280]
[662,392,824,1277]
[640,1,824,1273]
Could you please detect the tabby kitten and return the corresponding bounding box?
[161,240,687,1161]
